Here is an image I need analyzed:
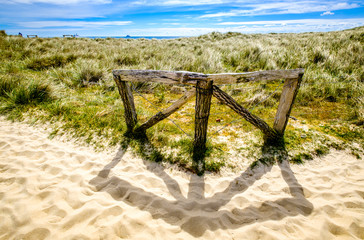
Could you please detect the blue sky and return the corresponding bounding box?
[0,0,363,36]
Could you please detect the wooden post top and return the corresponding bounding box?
[113,68,304,86]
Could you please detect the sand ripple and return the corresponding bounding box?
[0,118,363,239]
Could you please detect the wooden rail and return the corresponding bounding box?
[113,68,304,175]
[27,35,38,38]
[63,35,76,38]
[113,69,303,85]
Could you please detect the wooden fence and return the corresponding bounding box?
[113,68,304,174]
[27,35,38,38]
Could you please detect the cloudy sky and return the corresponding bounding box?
[0,0,363,36]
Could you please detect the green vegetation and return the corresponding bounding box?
[0,27,363,173]
[0,30,6,37]
[27,54,77,70]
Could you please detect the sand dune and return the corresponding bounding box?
[0,117,363,240]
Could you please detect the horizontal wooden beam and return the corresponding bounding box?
[208,68,304,85]
[112,69,304,86]
[113,70,207,85]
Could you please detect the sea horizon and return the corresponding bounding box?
[10,33,188,39]
[84,36,186,40]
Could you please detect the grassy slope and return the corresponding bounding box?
[0,28,363,172]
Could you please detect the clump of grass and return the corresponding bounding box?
[72,60,106,88]
[114,55,140,66]
[205,160,225,172]
[0,36,27,60]
[290,153,313,164]
[311,50,326,64]
[0,30,6,37]
[27,54,77,70]
[51,61,105,88]
[0,75,20,96]
[319,124,364,143]
[12,81,52,105]
[1,61,25,74]
[222,45,271,72]
[77,68,104,85]
[315,145,330,156]
[153,84,167,103]
[1,79,53,112]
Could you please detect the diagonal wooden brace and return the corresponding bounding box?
[212,85,280,141]
[134,89,196,134]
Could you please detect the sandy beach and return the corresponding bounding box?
[0,117,363,240]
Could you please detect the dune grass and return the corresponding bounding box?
[0,27,363,172]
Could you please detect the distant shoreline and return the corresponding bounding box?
[82,36,185,39]
[17,36,187,39]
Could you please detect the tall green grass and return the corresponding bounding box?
[0,75,53,112]
[27,54,77,70]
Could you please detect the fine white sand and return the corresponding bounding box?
[1,118,363,240]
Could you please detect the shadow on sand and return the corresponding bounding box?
[89,138,313,237]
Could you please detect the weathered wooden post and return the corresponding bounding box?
[273,73,303,136]
[114,75,138,135]
[193,80,213,175]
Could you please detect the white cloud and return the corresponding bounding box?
[2,0,111,4]
[213,18,364,34]
[163,23,182,25]
[108,18,364,36]
[321,11,335,16]
[199,1,360,18]
[18,21,132,28]
[10,17,363,37]
[132,0,362,12]
[133,0,225,6]
[200,12,242,18]
[216,18,363,25]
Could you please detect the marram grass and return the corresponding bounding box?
[0,27,363,172]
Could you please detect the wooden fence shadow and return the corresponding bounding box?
[89,139,313,237]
